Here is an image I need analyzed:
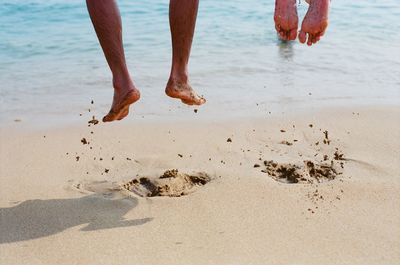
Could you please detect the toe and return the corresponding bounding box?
[307,34,313,46]
[312,31,321,43]
[315,31,323,43]
[288,29,297,40]
[299,30,307,43]
[285,30,291,40]
[103,106,125,122]
[103,112,116,122]
[312,36,318,44]
[278,30,286,40]
[193,92,206,105]
[275,24,284,39]
[197,97,206,105]
[275,23,281,33]
[276,24,289,41]
[182,96,206,106]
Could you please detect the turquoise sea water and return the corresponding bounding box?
[0,0,399,126]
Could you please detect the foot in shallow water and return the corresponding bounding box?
[274,0,299,41]
[103,82,140,123]
[299,0,330,46]
[165,77,206,106]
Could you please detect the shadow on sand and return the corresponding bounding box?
[0,195,152,244]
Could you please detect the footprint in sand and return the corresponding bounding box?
[70,170,210,198]
[261,160,340,184]
[123,169,211,197]
[70,180,122,198]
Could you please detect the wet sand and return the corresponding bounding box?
[0,106,399,265]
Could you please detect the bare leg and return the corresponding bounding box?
[274,0,298,41]
[299,0,330,46]
[86,0,140,122]
[165,0,206,106]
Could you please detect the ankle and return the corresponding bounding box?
[169,72,189,85]
[170,63,189,82]
[112,72,135,92]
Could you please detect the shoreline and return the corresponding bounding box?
[2,100,399,131]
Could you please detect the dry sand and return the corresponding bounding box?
[0,106,399,265]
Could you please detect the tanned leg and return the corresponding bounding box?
[299,0,330,46]
[165,0,206,106]
[274,0,298,41]
[86,0,140,122]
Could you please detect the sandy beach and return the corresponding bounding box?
[2,1,400,264]
[1,105,399,265]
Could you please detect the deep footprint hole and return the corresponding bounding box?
[123,169,211,197]
[262,160,340,184]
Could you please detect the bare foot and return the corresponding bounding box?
[103,84,140,123]
[299,0,329,46]
[165,78,206,106]
[274,0,298,41]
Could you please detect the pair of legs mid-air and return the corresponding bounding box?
[86,0,205,122]
[274,0,330,45]
[86,0,330,123]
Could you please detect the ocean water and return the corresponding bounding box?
[1,0,399,126]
